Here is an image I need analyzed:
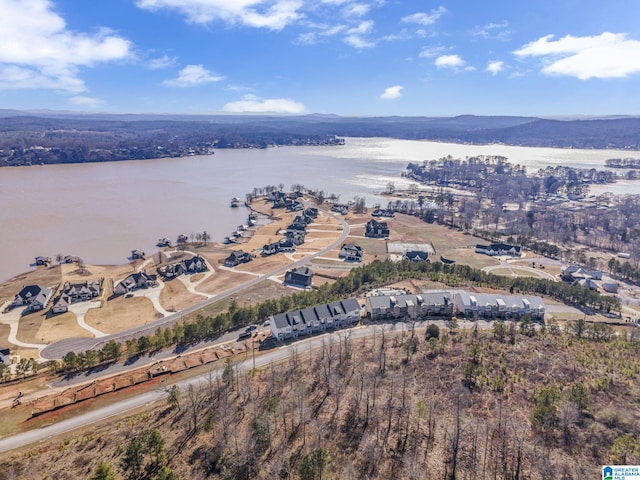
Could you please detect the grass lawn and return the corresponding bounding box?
[197,269,256,295]
[489,267,547,279]
[186,279,291,322]
[17,311,93,345]
[159,278,205,312]
[85,296,159,334]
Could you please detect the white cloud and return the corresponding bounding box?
[419,45,448,58]
[380,85,403,99]
[344,35,375,48]
[473,21,510,41]
[434,54,474,71]
[163,65,224,87]
[514,32,640,79]
[0,0,132,93]
[343,2,370,17]
[486,60,504,75]
[136,0,303,31]
[148,54,176,70]
[226,83,254,92]
[69,96,104,107]
[401,6,446,26]
[343,19,375,48]
[223,94,305,113]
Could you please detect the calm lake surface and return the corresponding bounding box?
[0,137,635,282]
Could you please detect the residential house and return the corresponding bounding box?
[269,297,361,340]
[453,292,545,320]
[278,239,296,253]
[113,272,157,295]
[62,280,102,302]
[365,219,390,238]
[339,243,363,262]
[304,207,318,218]
[159,255,208,278]
[366,293,453,321]
[158,262,185,279]
[286,220,307,233]
[284,266,313,288]
[11,285,53,312]
[576,278,599,291]
[286,201,304,212]
[262,242,280,256]
[224,250,252,267]
[52,295,70,314]
[602,282,619,293]
[331,204,349,215]
[35,256,51,266]
[62,255,77,264]
[183,255,208,273]
[561,265,603,282]
[475,243,522,257]
[404,251,430,262]
[285,230,306,246]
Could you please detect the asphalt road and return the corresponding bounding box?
[0,318,483,454]
[41,212,350,360]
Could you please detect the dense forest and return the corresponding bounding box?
[1,112,639,166]
[2,320,639,479]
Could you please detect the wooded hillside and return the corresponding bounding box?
[2,322,639,479]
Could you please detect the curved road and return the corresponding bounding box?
[0,318,484,454]
[41,213,351,360]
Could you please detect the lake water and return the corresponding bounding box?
[0,137,635,282]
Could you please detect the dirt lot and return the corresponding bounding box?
[158,278,205,312]
[197,269,256,296]
[84,296,160,334]
[186,279,291,322]
[17,311,93,345]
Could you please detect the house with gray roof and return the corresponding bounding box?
[159,255,208,278]
[365,219,390,238]
[365,293,453,320]
[224,250,252,267]
[52,279,103,313]
[339,243,363,262]
[404,251,430,262]
[284,266,313,288]
[269,297,361,340]
[475,243,522,257]
[113,272,157,295]
[11,285,53,312]
[453,292,545,320]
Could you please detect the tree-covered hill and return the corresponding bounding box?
[1,112,639,166]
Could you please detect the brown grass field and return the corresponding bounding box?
[158,278,205,312]
[84,296,159,334]
[196,269,256,296]
[16,311,93,345]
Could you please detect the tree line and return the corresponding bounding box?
[33,259,619,376]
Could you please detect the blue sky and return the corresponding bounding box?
[1,0,640,116]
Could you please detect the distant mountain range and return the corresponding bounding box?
[0,111,638,166]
